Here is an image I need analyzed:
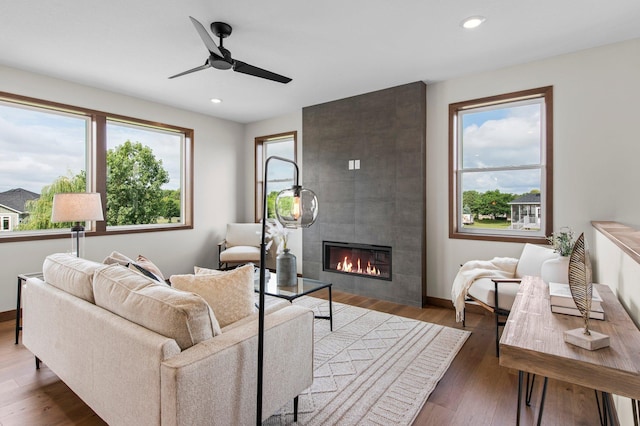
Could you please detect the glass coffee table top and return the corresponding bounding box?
[254,271,333,331]
[255,272,331,300]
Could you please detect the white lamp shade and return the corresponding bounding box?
[51,193,104,223]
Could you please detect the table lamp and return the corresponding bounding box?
[51,193,104,258]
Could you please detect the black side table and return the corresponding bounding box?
[16,272,43,344]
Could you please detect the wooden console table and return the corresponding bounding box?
[500,276,640,425]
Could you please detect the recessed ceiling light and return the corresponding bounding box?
[461,16,486,29]
[210,98,222,104]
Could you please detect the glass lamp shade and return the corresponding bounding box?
[275,185,318,228]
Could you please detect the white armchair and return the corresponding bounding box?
[458,243,559,356]
[218,223,261,269]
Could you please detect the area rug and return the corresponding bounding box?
[265,297,471,425]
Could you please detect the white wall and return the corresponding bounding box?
[592,229,640,425]
[243,111,304,273]
[426,38,640,301]
[0,65,245,312]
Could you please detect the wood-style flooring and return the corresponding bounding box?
[0,290,605,425]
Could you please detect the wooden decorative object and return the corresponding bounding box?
[565,233,610,350]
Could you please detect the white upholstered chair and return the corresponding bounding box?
[464,243,559,356]
[217,223,261,269]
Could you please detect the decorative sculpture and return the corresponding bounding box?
[564,233,609,350]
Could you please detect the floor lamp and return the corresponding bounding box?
[257,156,318,425]
[51,193,104,258]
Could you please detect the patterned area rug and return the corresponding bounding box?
[265,297,471,425]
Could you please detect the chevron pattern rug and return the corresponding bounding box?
[265,297,470,425]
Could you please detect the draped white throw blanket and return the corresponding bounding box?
[451,257,519,322]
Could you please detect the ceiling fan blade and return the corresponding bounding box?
[233,60,292,84]
[168,62,211,79]
[189,16,223,57]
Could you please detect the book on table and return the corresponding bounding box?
[550,304,605,320]
[548,282,604,320]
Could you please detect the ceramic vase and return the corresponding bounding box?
[541,256,570,284]
[276,248,297,287]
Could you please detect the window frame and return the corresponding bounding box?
[449,86,553,243]
[254,131,297,223]
[0,91,194,243]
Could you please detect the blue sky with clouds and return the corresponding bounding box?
[460,102,542,195]
[0,103,182,194]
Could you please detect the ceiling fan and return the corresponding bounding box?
[169,16,292,84]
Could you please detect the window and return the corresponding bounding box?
[1,216,10,231]
[449,86,553,242]
[0,91,193,242]
[255,132,297,222]
[106,120,186,228]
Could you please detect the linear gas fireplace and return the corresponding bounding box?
[323,241,392,281]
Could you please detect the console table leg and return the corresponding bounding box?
[526,373,536,406]
[632,398,639,426]
[293,395,299,422]
[517,370,523,426]
[536,377,548,426]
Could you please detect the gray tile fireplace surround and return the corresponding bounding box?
[302,81,426,307]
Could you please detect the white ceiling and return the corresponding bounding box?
[2,1,640,124]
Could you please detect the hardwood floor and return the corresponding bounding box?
[1,291,604,425]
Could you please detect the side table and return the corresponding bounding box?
[16,272,43,344]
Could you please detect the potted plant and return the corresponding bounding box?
[541,226,575,284]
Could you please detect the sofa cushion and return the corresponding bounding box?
[467,277,520,312]
[170,264,256,328]
[43,253,106,303]
[93,264,221,350]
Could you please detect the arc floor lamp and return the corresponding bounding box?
[257,156,318,424]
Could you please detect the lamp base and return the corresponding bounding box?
[564,328,610,350]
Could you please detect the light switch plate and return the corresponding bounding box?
[348,160,354,170]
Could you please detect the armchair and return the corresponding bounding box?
[453,243,559,356]
[218,223,261,269]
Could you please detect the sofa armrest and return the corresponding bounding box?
[161,304,314,425]
[24,278,182,426]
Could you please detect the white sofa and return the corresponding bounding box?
[23,253,314,425]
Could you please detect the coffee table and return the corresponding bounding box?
[255,273,333,331]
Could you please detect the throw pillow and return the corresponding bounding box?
[103,250,135,266]
[170,264,256,328]
[136,255,166,282]
[194,265,224,275]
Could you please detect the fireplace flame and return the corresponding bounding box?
[337,256,381,276]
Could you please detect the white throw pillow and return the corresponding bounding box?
[170,264,256,328]
[194,265,224,275]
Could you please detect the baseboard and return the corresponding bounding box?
[0,309,16,323]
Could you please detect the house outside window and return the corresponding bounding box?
[0,91,193,242]
[449,86,553,243]
[255,132,297,222]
